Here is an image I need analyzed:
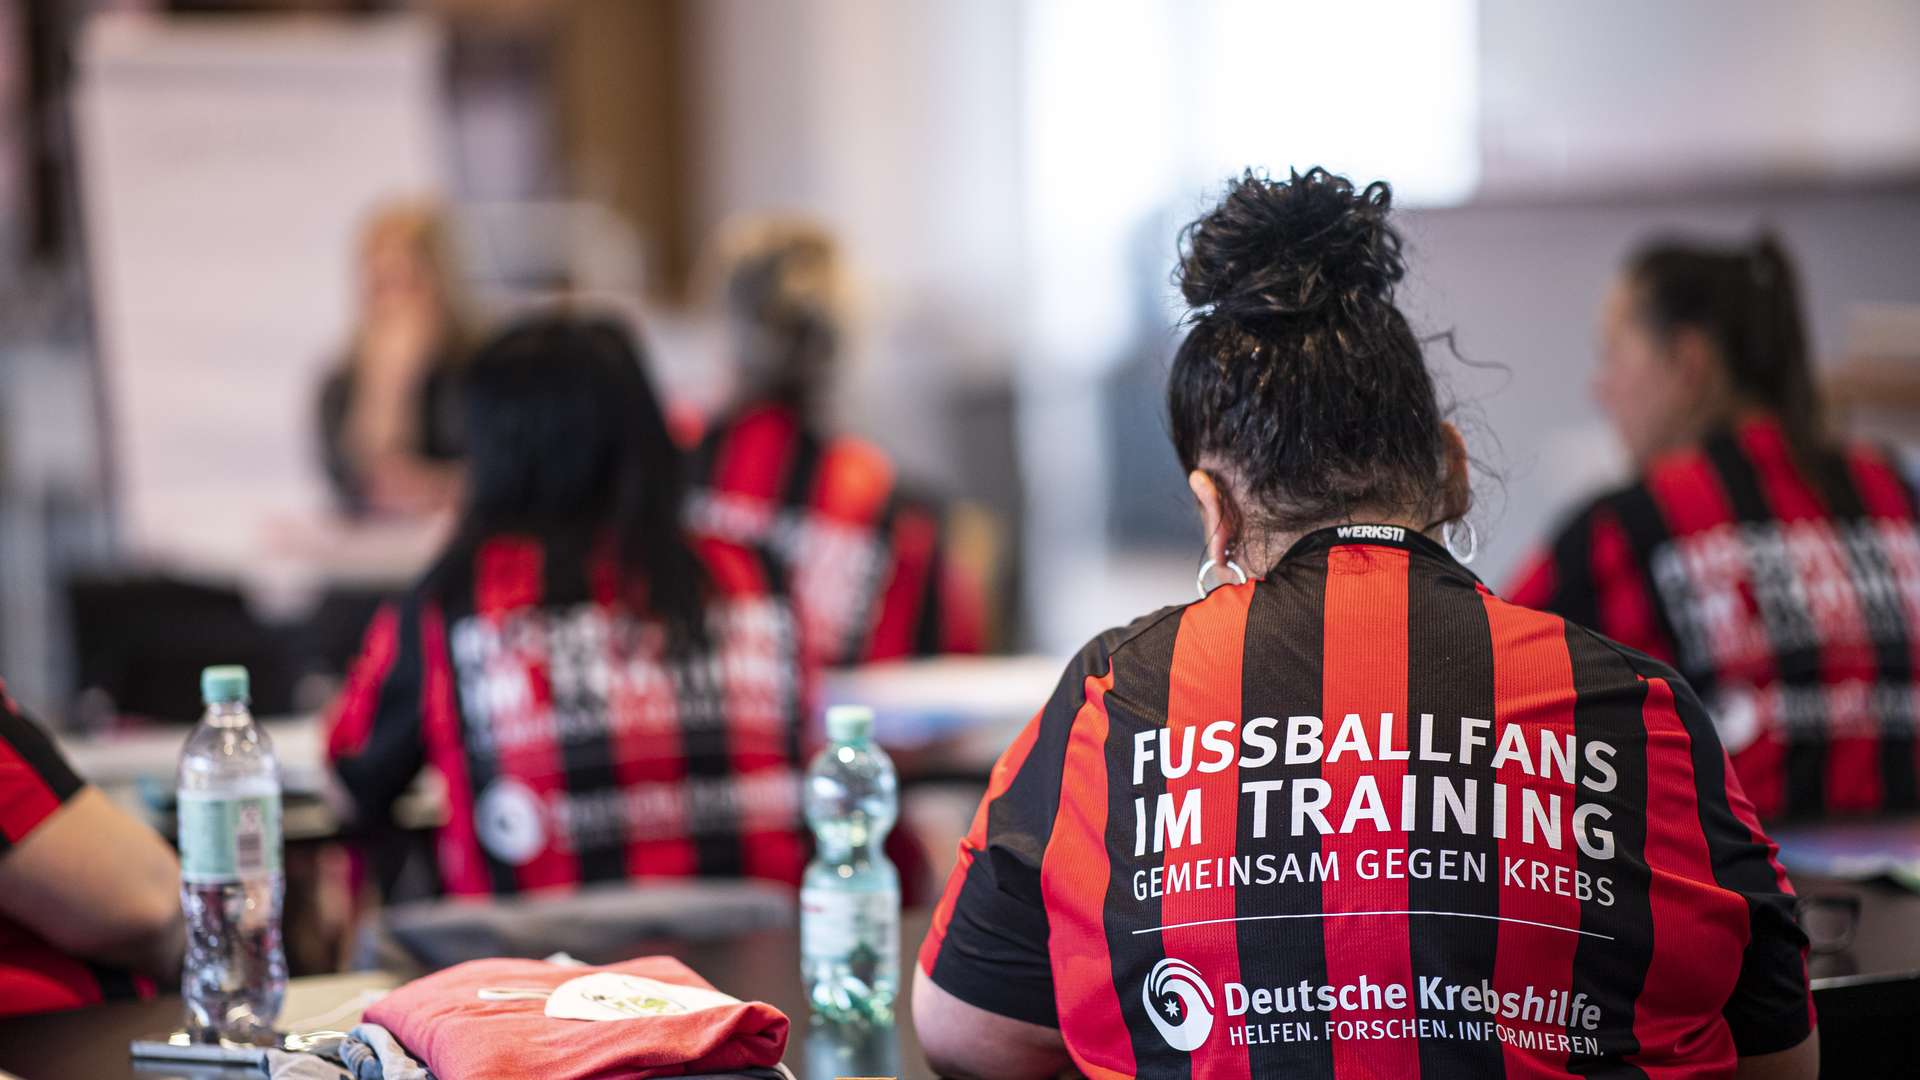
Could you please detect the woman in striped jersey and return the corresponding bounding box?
[684,217,985,667]
[1507,236,1920,824]
[327,315,809,898]
[913,171,1816,1079]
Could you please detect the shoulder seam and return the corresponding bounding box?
[1104,595,1210,664]
[1565,615,1674,685]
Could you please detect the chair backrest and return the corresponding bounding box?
[67,574,299,720]
[1813,973,1920,1076]
[361,879,797,974]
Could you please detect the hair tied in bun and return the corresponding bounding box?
[1177,167,1406,330]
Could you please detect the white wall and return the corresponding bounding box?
[75,14,445,578]
[684,0,1025,487]
[1482,0,1920,195]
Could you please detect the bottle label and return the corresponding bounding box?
[800,886,900,966]
[178,792,283,883]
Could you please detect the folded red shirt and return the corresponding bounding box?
[365,955,789,1079]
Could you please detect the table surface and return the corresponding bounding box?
[0,912,939,1080]
[5,877,1917,1080]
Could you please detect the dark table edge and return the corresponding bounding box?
[1812,967,1920,991]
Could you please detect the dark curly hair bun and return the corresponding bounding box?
[1167,167,1447,536]
[1178,167,1406,327]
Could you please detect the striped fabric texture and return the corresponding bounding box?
[924,525,1811,1078]
[1510,415,1920,822]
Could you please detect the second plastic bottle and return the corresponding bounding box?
[800,704,900,1026]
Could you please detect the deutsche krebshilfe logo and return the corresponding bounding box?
[1144,958,1215,1051]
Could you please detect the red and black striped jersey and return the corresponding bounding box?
[326,532,808,896]
[920,525,1810,1079]
[0,688,150,1016]
[687,402,985,666]
[1508,415,1920,822]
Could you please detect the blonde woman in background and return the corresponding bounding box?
[317,200,474,519]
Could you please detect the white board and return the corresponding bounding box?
[75,13,445,582]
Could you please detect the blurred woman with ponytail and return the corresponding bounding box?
[1510,233,1920,824]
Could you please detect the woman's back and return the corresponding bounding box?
[1512,413,1920,821]
[327,314,809,896]
[912,168,1813,1078]
[688,215,986,666]
[923,525,1808,1077]
[1510,231,1918,826]
[687,400,984,665]
[329,529,807,895]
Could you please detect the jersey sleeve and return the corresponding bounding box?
[1506,497,1677,664]
[0,688,83,851]
[326,601,430,822]
[927,503,991,656]
[917,633,1117,1028]
[861,498,941,663]
[1502,547,1557,611]
[1660,663,1815,1055]
[902,501,988,658]
[860,491,992,662]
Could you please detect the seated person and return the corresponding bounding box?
[914,170,1815,1079]
[0,686,182,1016]
[327,315,807,894]
[685,216,985,665]
[1508,234,1920,821]
[317,200,473,520]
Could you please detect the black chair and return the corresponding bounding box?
[67,573,300,721]
[356,880,798,974]
[1813,972,1920,1076]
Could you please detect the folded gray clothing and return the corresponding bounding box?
[329,1034,381,1080]
[264,1048,352,1080]
[324,1025,430,1080]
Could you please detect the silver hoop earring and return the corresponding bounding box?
[1444,518,1479,565]
[1196,555,1249,598]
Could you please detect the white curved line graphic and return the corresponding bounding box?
[1143,958,1215,1052]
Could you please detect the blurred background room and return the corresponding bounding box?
[5,0,1920,705]
[3,0,1920,1073]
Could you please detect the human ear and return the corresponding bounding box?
[1440,423,1473,522]
[1188,469,1233,563]
[1669,326,1725,400]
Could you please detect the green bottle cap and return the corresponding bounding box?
[825,704,874,744]
[200,665,250,705]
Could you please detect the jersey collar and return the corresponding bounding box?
[1276,522,1478,578]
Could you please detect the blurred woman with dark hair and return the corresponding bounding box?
[325,314,807,895]
[1510,234,1920,823]
[686,216,986,666]
[915,171,1813,1079]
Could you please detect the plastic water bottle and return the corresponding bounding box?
[801,704,900,1026]
[177,665,286,1041]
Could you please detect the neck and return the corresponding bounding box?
[1238,507,1435,574]
[1643,397,1765,468]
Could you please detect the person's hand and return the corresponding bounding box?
[346,300,444,474]
[361,457,464,517]
[360,301,441,384]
